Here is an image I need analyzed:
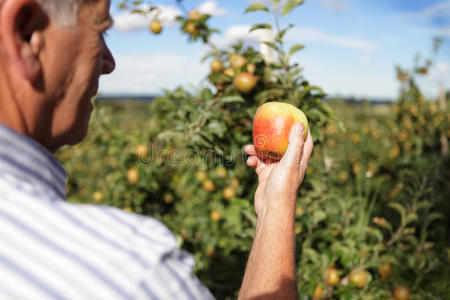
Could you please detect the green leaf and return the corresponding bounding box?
[404,212,418,225]
[282,0,305,16]
[416,201,432,211]
[312,210,326,224]
[304,248,320,265]
[249,23,272,32]
[220,95,245,104]
[201,51,217,63]
[388,202,406,219]
[364,227,384,242]
[201,88,214,101]
[131,8,145,14]
[372,218,393,232]
[207,120,225,138]
[241,209,257,227]
[289,44,305,56]
[276,24,294,43]
[255,88,285,102]
[231,198,251,208]
[427,212,443,223]
[403,227,415,236]
[244,3,270,13]
[262,41,279,50]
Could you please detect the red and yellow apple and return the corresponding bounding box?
[234,72,257,93]
[93,191,104,203]
[312,285,323,299]
[393,286,410,300]
[210,210,221,222]
[324,268,340,286]
[222,186,236,200]
[224,67,235,77]
[252,102,308,160]
[126,168,140,184]
[229,54,247,69]
[247,63,256,74]
[378,262,392,281]
[188,9,201,21]
[135,143,149,158]
[202,179,216,192]
[186,22,198,35]
[149,20,162,34]
[349,270,368,288]
[210,59,224,73]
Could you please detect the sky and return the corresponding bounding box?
[100,0,450,100]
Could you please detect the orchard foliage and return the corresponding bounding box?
[57,1,450,299]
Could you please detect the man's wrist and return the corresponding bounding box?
[264,195,297,216]
[257,200,296,228]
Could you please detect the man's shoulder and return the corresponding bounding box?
[61,202,179,254]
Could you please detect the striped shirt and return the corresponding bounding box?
[0,124,214,300]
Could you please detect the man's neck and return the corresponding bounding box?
[0,69,29,138]
[0,80,53,152]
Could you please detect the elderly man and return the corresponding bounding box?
[0,0,313,299]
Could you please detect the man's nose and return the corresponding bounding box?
[102,40,115,75]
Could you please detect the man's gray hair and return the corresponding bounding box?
[0,0,84,27]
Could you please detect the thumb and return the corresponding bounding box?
[280,122,305,168]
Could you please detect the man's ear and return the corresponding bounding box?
[0,0,47,82]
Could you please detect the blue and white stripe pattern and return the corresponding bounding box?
[0,124,214,300]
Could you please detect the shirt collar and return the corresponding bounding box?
[0,124,66,200]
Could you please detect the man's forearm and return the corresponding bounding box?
[238,204,298,300]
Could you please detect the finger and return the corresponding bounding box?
[244,145,257,156]
[303,128,314,162]
[246,155,269,176]
[246,156,259,168]
[247,155,266,171]
[280,122,305,168]
[300,128,314,174]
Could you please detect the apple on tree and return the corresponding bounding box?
[149,20,162,34]
[210,59,224,73]
[247,63,256,74]
[186,22,198,35]
[188,9,201,21]
[234,72,257,94]
[224,67,235,77]
[229,54,247,69]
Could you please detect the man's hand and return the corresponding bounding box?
[245,122,314,217]
[238,122,313,300]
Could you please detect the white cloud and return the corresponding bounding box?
[413,26,450,37]
[358,56,370,65]
[428,62,450,82]
[211,25,272,47]
[321,0,348,12]
[403,0,450,19]
[99,53,208,95]
[403,1,450,38]
[113,5,182,32]
[417,62,450,99]
[210,25,276,62]
[286,27,377,53]
[198,0,229,17]
[306,69,397,99]
[211,25,376,62]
